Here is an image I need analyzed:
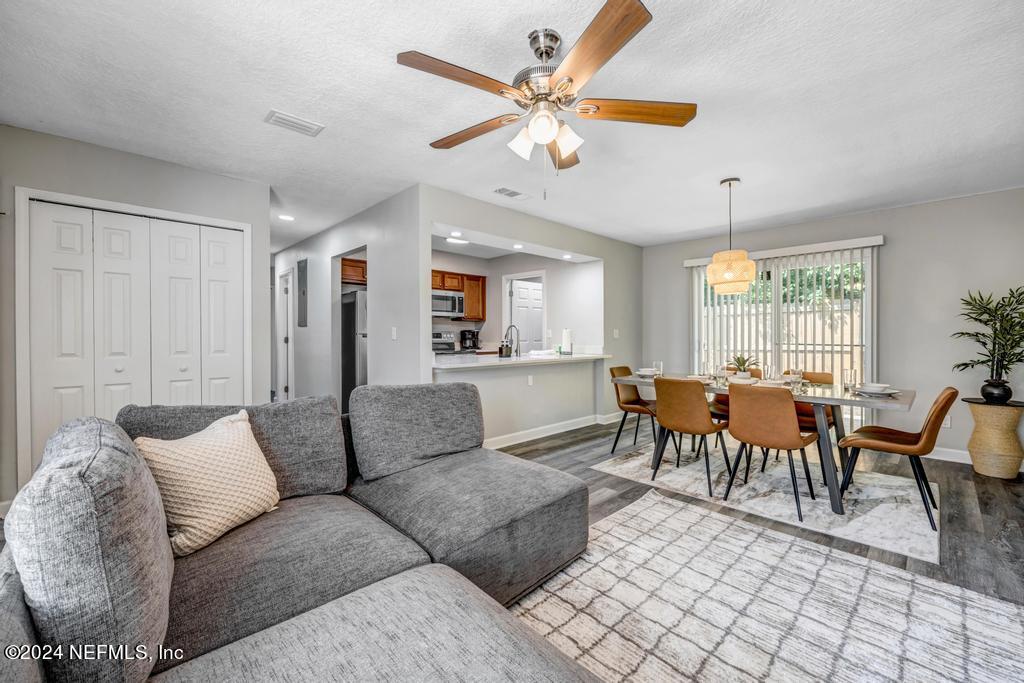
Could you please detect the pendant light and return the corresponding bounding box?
[707,177,755,295]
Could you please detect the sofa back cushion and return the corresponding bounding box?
[0,550,44,683]
[4,418,174,683]
[348,383,484,481]
[116,396,346,499]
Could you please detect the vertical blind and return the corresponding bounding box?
[690,243,878,389]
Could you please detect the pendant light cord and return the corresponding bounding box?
[728,182,733,250]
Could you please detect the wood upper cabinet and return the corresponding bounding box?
[462,274,486,321]
[431,270,443,289]
[442,271,463,291]
[341,258,367,285]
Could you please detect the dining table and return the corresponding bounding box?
[610,374,917,515]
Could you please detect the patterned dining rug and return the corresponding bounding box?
[512,490,1023,682]
[592,441,939,563]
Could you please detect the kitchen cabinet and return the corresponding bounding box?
[341,258,367,285]
[462,274,486,321]
[442,271,463,291]
[431,270,443,289]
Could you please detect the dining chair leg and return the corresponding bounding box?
[786,450,803,522]
[913,456,938,510]
[650,426,670,481]
[840,447,861,493]
[692,434,697,452]
[724,443,746,500]
[610,411,628,454]
[700,435,713,497]
[671,431,681,458]
[908,455,937,531]
[718,431,733,477]
[743,446,753,484]
[633,413,640,445]
[760,448,769,473]
[799,448,815,500]
[650,415,657,444]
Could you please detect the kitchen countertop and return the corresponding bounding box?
[432,353,612,370]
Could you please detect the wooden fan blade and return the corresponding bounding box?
[549,0,652,98]
[398,51,526,101]
[575,98,697,127]
[546,141,580,170]
[430,115,519,149]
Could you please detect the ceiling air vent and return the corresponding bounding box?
[264,110,325,137]
[493,187,529,200]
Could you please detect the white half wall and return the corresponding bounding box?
[642,188,1024,452]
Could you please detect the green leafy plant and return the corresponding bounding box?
[731,354,760,372]
[952,287,1024,380]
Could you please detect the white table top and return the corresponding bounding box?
[612,375,916,412]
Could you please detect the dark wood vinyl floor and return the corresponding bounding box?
[501,419,1024,606]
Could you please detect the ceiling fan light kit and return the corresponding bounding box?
[707,178,756,295]
[397,0,697,170]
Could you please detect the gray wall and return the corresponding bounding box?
[273,186,429,399]
[419,184,643,416]
[642,188,1024,451]
[0,124,272,502]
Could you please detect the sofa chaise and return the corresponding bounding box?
[0,383,593,681]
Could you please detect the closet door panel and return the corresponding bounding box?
[201,226,244,404]
[29,202,94,467]
[151,219,201,405]
[93,210,151,419]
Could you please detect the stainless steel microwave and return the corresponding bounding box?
[431,290,464,317]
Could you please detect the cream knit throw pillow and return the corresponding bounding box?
[134,410,280,557]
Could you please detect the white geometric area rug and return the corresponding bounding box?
[592,443,939,564]
[512,491,1023,683]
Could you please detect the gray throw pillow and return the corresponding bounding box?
[348,383,484,481]
[5,418,174,683]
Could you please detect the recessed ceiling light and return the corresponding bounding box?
[562,254,573,260]
[450,230,462,237]
[513,244,524,249]
[446,237,469,245]
[278,215,295,221]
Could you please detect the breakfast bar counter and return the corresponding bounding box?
[433,353,611,371]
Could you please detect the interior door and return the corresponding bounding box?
[511,280,544,353]
[29,202,94,467]
[93,210,151,419]
[150,219,202,405]
[200,226,244,404]
[277,271,294,400]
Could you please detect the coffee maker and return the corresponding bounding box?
[460,329,481,351]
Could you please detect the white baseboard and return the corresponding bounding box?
[484,415,603,450]
[927,446,1024,472]
[597,412,622,425]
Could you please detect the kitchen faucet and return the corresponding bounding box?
[502,324,520,357]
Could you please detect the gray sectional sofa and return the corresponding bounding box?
[1,383,594,682]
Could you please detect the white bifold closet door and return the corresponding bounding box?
[93,210,151,420]
[29,202,95,467]
[200,225,244,404]
[150,219,203,405]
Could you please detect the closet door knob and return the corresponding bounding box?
[179,366,189,373]
[114,366,125,373]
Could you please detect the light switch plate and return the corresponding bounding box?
[528,375,534,386]
[613,328,620,339]
[391,326,397,341]
[943,416,951,429]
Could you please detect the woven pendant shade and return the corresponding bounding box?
[707,179,755,295]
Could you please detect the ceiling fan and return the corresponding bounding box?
[397,0,696,170]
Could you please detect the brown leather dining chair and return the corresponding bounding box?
[838,387,958,531]
[609,366,662,454]
[725,383,818,522]
[650,378,732,496]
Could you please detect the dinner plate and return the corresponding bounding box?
[759,380,788,388]
[727,376,758,385]
[636,368,657,378]
[854,388,901,397]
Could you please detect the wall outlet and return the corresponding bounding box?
[391,326,397,341]
[613,328,620,339]
[943,416,951,429]
[527,375,534,387]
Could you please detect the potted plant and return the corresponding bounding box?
[731,354,760,379]
[952,287,1024,404]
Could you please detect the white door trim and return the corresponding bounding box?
[276,269,296,400]
[500,269,547,346]
[15,186,254,490]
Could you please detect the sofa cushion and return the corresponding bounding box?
[4,417,174,683]
[151,564,597,683]
[0,549,44,683]
[349,448,589,604]
[117,396,346,499]
[348,383,484,481]
[154,494,429,673]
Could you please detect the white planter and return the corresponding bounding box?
[736,371,751,379]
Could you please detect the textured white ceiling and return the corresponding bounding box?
[1,1,1022,251]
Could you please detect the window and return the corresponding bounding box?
[688,238,880,387]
